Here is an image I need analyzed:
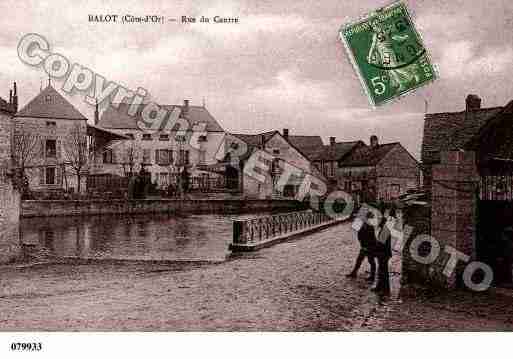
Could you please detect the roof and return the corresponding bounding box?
[230,130,277,147]
[0,97,15,115]
[15,85,88,120]
[310,141,364,161]
[98,103,225,132]
[86,124,129,140]
[421,107,503,164]
[287,135,324,160]
[230,131,323,161]
[230,130,328,182]
[340,143,399,167]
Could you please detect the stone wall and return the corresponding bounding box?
[402,150,478,289]
[21,199,308,218]
[402,202,433,285]
[0,110,21,264]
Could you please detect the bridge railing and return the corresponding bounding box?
[232,210,346,245]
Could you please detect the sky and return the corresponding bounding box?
[1,0,512,159]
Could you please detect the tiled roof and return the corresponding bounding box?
[230,130,328,182]
[421,107,502,164]
[230,131,277,147]
[340,143,399,167]
[230,131,324,160]
[98,103,225,132]
[287,135,324,160]
[310,141,364,161]
[15,85,87,120]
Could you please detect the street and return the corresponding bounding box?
[1,222,513,331]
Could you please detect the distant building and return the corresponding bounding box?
[226,129,327,199]
[310,137,366,182]
[95,100,226,189]
[338,135,420,203]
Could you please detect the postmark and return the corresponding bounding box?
[339,2,437,106]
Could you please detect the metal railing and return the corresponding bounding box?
[233,210,346,245]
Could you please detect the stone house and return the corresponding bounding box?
[310,137,366,183]
[227,129,327,199]
[337,135,420,203]
[95,100,226,189]
[421,94,503,192]
[13,84,91,193]
[0,83,21,263]
[421,95,513,284]
[407,94,513,288]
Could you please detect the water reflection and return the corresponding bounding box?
[19,212,264,262]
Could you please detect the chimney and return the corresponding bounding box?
[182,99,190,118]
[94,100,99,125]
[9,89,12,104]
[329,136,336,146]
[466,94,481,112]
[370,135,378,148]
[283,128,289,140]
[13,81,18,112]
[260,134,266,149]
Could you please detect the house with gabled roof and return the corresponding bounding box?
[310,137,366,181]
[12,83,125,194]
[96,100,226,189]
[225,129,327,199]
[13,84,90,193]
[338,135,420,203]
[421,94,504,191]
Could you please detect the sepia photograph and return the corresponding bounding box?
[1,0,513,356]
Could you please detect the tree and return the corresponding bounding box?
[62,124,89,193]
[11,122,41,195]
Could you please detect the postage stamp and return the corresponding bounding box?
[339,1,437,106]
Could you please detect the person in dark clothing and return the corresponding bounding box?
[373,208,395,295]
[347,212,377,281]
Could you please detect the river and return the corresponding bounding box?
[17,212,268,263]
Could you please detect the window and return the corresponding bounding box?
[328,162,335,177]
[271,158,280,174]
[103,149,113,163]
[199,149,206,164]
[45,95,52,103]
[179,149,190,165]
[159,134,169,141]
[159,172,168,187]
[199,135,207,142]
[45,139,56,158]
[273,149,280,155]
[142,149,151,164]
[142,133,152,141]
[156,149,172,165]
[125,133,135,140]
[46,121,56,127]
[45,167,56,185]
[283,184,296,198]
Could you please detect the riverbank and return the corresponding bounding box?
[21,198,307,218]
[1,222,513,331]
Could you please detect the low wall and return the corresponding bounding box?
[21,199,308,218]
[402,202,434,286]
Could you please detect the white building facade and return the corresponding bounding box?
[95,100,226,188]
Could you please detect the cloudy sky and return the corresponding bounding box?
[1,0,512,158]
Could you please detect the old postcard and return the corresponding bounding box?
[1,0,513,357]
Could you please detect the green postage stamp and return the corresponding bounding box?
[339,2,437,106]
